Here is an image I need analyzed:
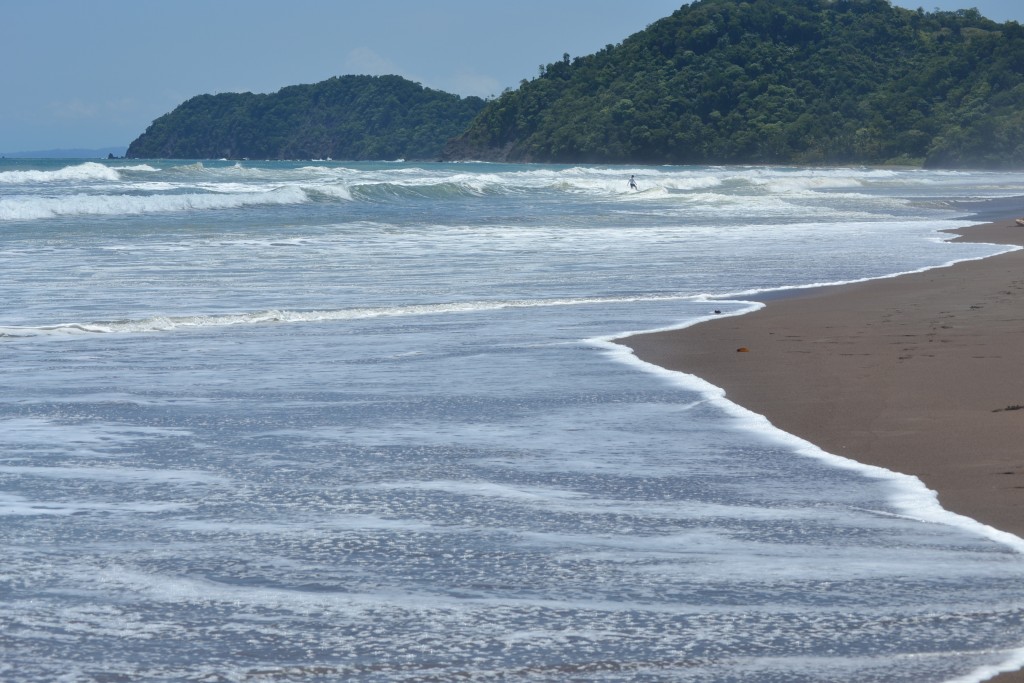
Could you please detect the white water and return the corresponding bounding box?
[2,159,1024,682]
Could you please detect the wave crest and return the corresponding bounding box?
[0,162,121,185]
[0,186,309,221]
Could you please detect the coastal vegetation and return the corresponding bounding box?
[126,75,485,160]
[445,0,1024,168]
[127,0,1024,168]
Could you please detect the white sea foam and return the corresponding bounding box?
[4,161,1024,682]
[0,161,120,184]
[299,165,726,200]
[360,479,589,502]
[112,164,160,172]
[0,492,187,516]
[0,464,230,486]
[0,294,695,338]
[596,313,1024,555]
[0,417,189,449]
[0,186,309,220]
[948,650,1024,683]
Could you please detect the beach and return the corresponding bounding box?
[620,217,1024,681]
[621,217,1024,538]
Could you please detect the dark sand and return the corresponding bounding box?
[619,218,1024,681]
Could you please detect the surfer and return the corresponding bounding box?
[628,175,638,190]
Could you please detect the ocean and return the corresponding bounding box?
[1,158,1023,682]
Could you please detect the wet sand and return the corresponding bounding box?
[619,217,1024,681]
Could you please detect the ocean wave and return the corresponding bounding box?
[350,179,501,200]
[0,161,121,184]
[262,165,714,199]
[304,184,354,201]
[0,186,309,221]
[105,163,877,203]
[333,174,682,200]
[112,164,161,173]
[170,161,207,172]
[3,163,983,218]
[0,295,695,339]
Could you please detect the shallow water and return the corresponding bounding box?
[1,159,1023,681]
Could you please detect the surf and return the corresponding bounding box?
[0,161,121,184]
[0,185,309,221]
[0,294,699,338]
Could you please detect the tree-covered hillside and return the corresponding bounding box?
[444,0,1024,168]
[127,75,485,160]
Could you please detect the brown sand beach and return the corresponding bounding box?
[619,217,1024,681]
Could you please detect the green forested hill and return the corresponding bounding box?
[126,75,485,160]
[444,0,1024,168]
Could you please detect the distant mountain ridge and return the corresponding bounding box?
[444,0,1024,168]
[126,0,1024,168]
[126,75,485,161]
[2,147,126,159]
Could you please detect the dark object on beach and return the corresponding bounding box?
[992,404,1024,412]
[737,347,749,352]
[714,309,722,314]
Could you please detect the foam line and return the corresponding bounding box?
[595,317,1024,556]
[0,294,697,339]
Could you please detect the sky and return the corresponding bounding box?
[2,0,1022,154]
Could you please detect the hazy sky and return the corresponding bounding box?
[2,0,1021,153]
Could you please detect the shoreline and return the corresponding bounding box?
[618,216,1024,679]
[619,217,1024,536]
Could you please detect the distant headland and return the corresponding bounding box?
[125,0,1024,168]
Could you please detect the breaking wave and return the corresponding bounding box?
[0,186,309,220]
[0,161,121,184]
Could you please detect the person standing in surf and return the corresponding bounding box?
[628,175,638,190]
